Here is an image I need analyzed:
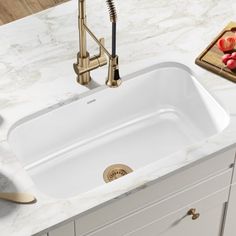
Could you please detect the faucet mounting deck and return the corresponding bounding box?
[73,0,121,88]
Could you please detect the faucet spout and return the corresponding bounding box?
[73,0,122,88]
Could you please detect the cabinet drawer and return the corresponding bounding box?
[127,188,227,236]
[76,169,232,236]
[75,149,234,235]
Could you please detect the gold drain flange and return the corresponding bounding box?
[103,164,133,183]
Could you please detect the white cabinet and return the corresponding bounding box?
[222,151,236,236]
[223,184,236,236]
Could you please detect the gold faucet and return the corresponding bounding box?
[73,0,122,88]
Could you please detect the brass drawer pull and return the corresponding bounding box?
[187,208,200,220]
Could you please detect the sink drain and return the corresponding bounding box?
[103,164,133,183]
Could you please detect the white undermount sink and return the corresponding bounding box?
[8,62,229,198]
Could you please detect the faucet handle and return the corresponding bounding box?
[95,38,107,67]
[99,38,106,57]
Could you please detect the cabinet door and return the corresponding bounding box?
[222,152,236,236]
[127,190,227,236]
[223,184,236,236]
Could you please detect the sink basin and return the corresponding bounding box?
[8,62,229,198]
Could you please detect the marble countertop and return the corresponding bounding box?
[1,0,236,235]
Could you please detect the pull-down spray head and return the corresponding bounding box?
[105,0,122,87]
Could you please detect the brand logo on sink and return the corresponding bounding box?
[87,99,96,104]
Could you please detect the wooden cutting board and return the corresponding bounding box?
[196,22,236,82]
